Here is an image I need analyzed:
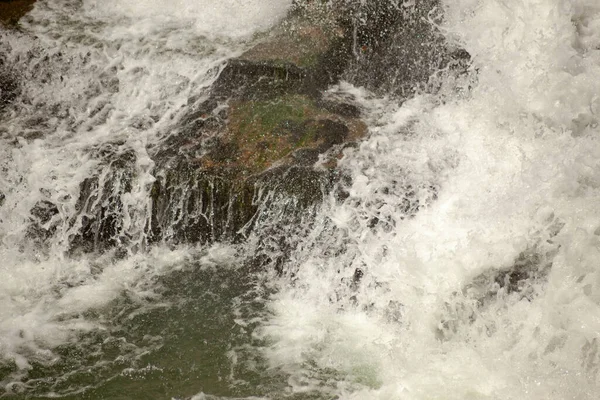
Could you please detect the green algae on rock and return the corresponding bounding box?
[208,94,366,173]
[141,2,370,247]
[148,90,367,245]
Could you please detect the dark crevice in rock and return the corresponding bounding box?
[0,0,36,27]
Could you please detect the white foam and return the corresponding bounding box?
[0,247,188,371]
[259,0,600,398]
[82,0,293,39]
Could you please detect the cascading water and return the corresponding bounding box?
[258,0,600,398]
[0,0,292,397]
[1,0,600,399]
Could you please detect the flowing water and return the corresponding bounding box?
[1,0,600,399]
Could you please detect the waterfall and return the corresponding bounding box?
[1,0,600,398]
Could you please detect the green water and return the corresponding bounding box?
[3,262,285,400]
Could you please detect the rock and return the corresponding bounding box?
[212,59,307,101]
[147,159,256,245]
[149,88,366,246]
[465,252,553,302]
[210,3,352,101]
[144,0,470,251]
[69,144,137,254]
[150,1,368,247]
[243,2,343,68]
[341,0,470,97]
[30,200,58,224]
[437,250,554,341]
[25,199,59,247]
[0,0,36,27]
[209,94,364,171]
[65,0,469,253]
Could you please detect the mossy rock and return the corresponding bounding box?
[212,1,353,102]
[197,94,366,175]
[154,2,367,246]
[149,92,366,246]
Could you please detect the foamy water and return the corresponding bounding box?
[1,0,600,398]
[0,0,290,396]
[258,0,600,398]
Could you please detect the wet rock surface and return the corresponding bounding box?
[148,160,257,245]
[69,144,137,254]
[147,2,368,246]
[26,199,59,246]
[342,0,470,97]
[67,0,470,251]
[0,0,36,27]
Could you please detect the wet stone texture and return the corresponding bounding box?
[436,246,559,342]
[0,0,36,27]
[68,0,470,251]
[69,145,138,255]
[148,1,368,246]
[342,0,471,97]
[0,57,19,112]
[147,0,471,247]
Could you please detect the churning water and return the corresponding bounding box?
[1,0,600,399]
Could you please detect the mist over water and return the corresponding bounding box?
[1,0,600,398]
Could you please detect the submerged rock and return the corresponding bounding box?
[0,59,19,112]
[437,249,557,341]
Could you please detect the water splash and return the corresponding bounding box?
[0,0,292,394]
[258,0,600,398]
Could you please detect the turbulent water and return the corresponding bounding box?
[1,0,600,399]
